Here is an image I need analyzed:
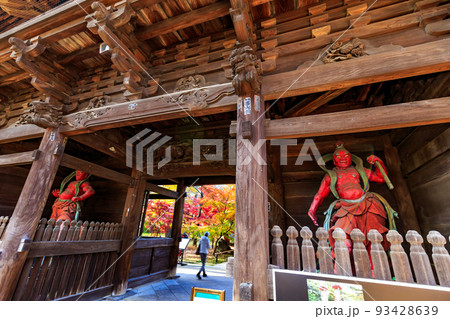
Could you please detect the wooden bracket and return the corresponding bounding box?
[229,121,237,137]
[53,145,65,157]
[17,237,32,253]
[241,121,252,139]
[31,149,41,161]
[129,178,138,188]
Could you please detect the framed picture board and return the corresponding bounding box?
[190,287,225,301]
[273,269,450,301]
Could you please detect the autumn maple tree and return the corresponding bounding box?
[142,184,235,254]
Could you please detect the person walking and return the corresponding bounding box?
[197,231,211,280]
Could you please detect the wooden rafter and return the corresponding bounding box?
[1,39,449,143]
[283,88,350,117]
[135,2,231,41]
[69,131,128,163]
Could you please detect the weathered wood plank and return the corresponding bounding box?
[134,238,174,249]
[11,218,47,300]
[0,150,37,167]
[23,219,56,301]
[262,39,450,100]
[402,128,450,174]
[382,135,421,232]
[263,97,450,139]
[112,169,146,295]
[0,128,66,301]
[60,154,132,184]
[27,239,122,258]
[58,220,83,297]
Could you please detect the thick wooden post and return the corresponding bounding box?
[0,128,66,301]
[112,168,146,295]
[382,135,421,232]
[230,46,269,301]
[168,181,186,277]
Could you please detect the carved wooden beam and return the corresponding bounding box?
[86,1,158,101]
[16,99,63,129]
[230,97,450,139]
[8,37,74,107]
[0,83,237,144]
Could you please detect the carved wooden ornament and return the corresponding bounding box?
[229,46,262,96]
[323,38,365,64]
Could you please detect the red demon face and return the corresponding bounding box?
[75,170,89,181]
[333,148,351,169]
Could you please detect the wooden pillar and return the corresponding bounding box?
[0,128,67,301]
[112,168,146,295]
[230,46,269,301]
[382,135,421,233]
[168,180,186,277]
[268,145,286,246]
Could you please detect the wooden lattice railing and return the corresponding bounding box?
[270,226,450,287]
[0,216,9,241]
[13,218,123,301]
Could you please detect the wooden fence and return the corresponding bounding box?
[13,218,123,301]
[0,216,9,241]
[270,225,450,287]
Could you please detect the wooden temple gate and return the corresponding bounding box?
[0,0,449,301]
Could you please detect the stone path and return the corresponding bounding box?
[108,263,233,301]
